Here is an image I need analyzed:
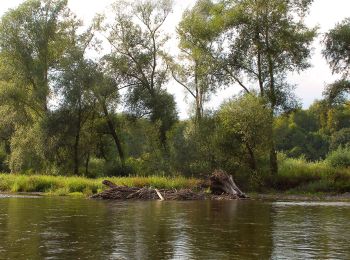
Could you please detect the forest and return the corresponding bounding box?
[0,0,349,193]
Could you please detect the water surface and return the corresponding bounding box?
[0,196,349,259]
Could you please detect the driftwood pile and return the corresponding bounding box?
[91,182,205,200]
[91,170,247,201]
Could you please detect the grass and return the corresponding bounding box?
[0,174,201,197]
[275,157,350,193]
[1,158,350,197]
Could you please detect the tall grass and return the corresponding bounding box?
[1,158,350,196]
[275,157,350,193]
[0,174,201,196]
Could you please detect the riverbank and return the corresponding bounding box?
[0,174,200,197]
[1,164,350,198]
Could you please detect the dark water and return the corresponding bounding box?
[0,196,349,259]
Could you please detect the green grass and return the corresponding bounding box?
[0,174,201,196]
[1,158,350,197]
[275,157,350,193]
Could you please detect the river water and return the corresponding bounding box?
[0,196,349,259]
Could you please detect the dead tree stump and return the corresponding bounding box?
[209,169,247,198]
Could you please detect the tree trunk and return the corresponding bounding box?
[194,62,202,123]
[85,152,90,177]
[245,143,257,171]
[265,12,278,176]
[73,106,82,176]
[73,129,80,176]
[101,103,125,168]
[269,141,278,175]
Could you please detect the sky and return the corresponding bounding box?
[0,0,349,118]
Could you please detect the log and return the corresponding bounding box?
[209,169,247,198]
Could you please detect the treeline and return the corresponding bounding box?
[0,0,349,184]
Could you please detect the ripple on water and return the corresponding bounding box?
[273,201,350,207]
[0,194,42,199]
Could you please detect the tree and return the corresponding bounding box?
[323,18,350,77]
[330,128,350,150]
[211,0,316,174]
[218,93,272,172]
[55,17,128,174]
[324,80,350,105]
[55,27,95,175]
[0,0,74,173]
[274,109,329,161]
[105,0,177,147]
[322,18,350,145]
[172,0,222,122]
[0,0,70,115]
[90,63,126,169]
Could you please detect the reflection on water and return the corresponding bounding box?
[0,197,349,259]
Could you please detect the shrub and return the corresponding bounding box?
[326,147,350,168]
[330,128,350,150]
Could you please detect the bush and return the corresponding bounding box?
[326,147,350,168]
[87,158,105,178]
[330,128,350,150]
[86,158,134,178]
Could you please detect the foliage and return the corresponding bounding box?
[326,147,350,169]
[218,94,272,171]
[323,18,350,77]
[330,128,350,150]
[0,173,200,196]
[172,0,222,121]
[274,155,350,193]
[105,0,177,146]
[168,117,219,176]
[324,80,350,105]
[274,109,329,160]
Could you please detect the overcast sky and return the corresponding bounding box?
[0,0,349,118]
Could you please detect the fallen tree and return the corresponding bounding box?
[91,170,247,201]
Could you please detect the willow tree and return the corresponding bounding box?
[105,0,177,147]
[54,20,100,175]
[323,18,350,77]
[323,18,350,105]
[0,0,73,172]
[0,0,70,115]
[211,0,316,174]
[173,0,222,122]
[90,62,126,169]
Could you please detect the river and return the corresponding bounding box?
[0,196,349,259]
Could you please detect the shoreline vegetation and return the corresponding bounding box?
[0,156,349,198]
[0,174,201,197]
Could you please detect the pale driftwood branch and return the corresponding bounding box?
[155,189,165,201]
